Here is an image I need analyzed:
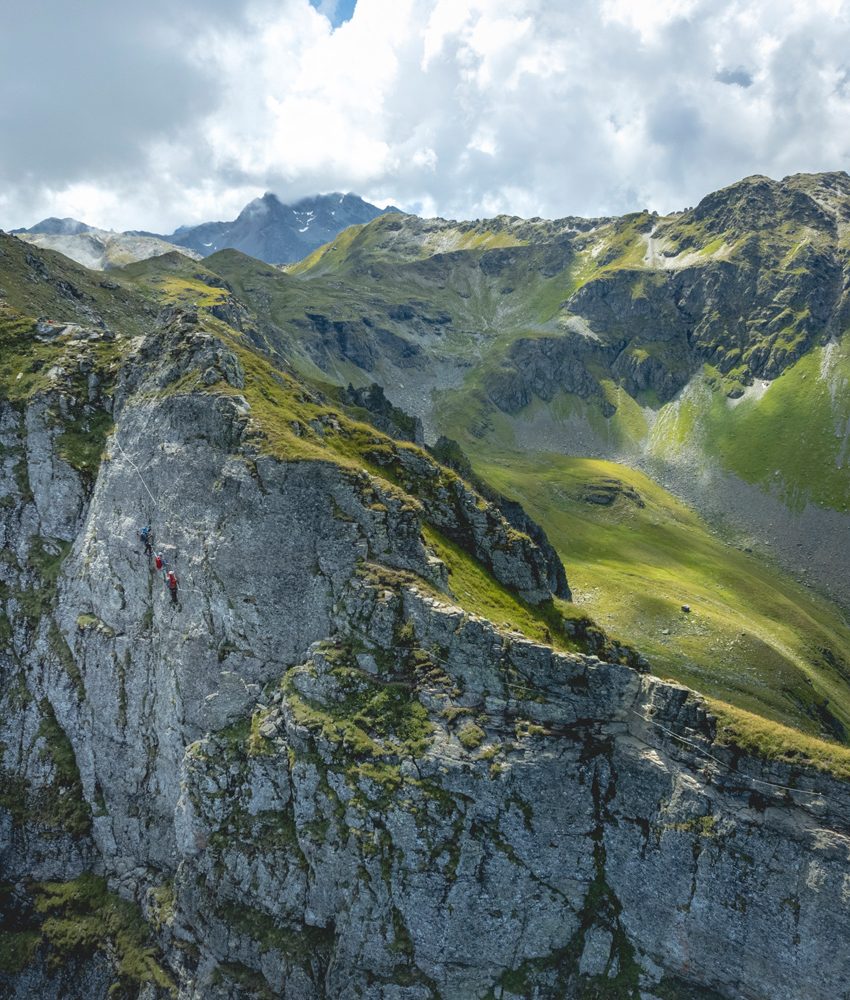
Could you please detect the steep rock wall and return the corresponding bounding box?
[1,322,850,999]
[172,579,850,999]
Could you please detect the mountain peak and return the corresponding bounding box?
[688,171,836,236]
[168,191,398,264]
[235,193,285,223]
[14,216,94,236]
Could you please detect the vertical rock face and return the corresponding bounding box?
[174,590,850,1000]
[2,318,850,1000]
[57,390,440,875]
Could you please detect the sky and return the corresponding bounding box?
[3,0,850,232]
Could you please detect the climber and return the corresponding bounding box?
[139,524,153,557]
[154,551,165,574]
[166,570,179,606]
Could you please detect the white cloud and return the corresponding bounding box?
[4,0,850,231]
[601,0,700,42]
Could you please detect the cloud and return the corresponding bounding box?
[3,0,850,231]
[715,67,754,87]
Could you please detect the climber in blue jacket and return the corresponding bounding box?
[139,524,153,557]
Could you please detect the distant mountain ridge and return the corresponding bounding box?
[11,226,203,271]
[159,191,399,264]
[11,191,398,268]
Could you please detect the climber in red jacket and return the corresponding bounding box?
[166,570,179,606]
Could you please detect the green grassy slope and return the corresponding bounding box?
[439,333,850,518]
[0,233,154,337]
[472,450,850,740]
[651,343,850,513]
[285,212,574,276]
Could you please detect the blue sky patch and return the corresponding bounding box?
[310,0,357,29]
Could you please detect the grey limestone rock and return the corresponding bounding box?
[2,317,850,999]
[203,672,262,730]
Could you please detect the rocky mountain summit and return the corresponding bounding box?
[2,231,850,998]
[161,192,397,264]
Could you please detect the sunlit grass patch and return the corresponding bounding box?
[471,449,850,742]
[709,699,850,781]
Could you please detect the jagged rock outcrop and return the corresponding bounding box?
[487,228,846,414]
[339,383,425,446]
[2,308,850,1000]
[428,436,571,603]
[486,333,611,415]
[302,312,424,373]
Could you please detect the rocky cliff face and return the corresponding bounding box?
[1,299,850,1000]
